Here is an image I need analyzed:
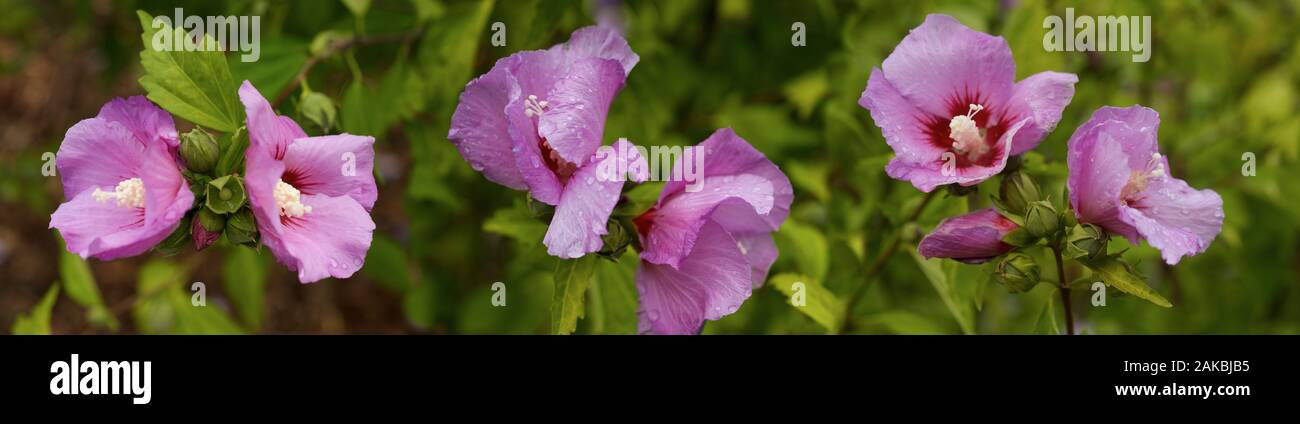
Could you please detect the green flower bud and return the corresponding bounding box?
[180,127,220,174]
[205,175,247,214]
[1064,223,1109,261]
[224,208,259,247]
[1024,200,1061,238]
[597,219,631,258]
[999,172,1041,215]
[994,252,1040,293]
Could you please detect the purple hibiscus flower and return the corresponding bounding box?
[1066,106,1224,265]
[917,208,1018,264]
[859,14,1077,192]
[239,81,377,283]
[49,97,193,260]
[631,129,793,335]
[448,25,641,258]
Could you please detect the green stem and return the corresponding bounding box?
[1052,246,1075,335]
[839,190,937,334]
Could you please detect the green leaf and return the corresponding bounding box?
[774,221,829,282]
[551,255,597,335]
[134,260,244,334]
[1083,255,1173,308]
[11,284,59,335]
[403,278,438,329]
[363,234,412,293]
[342,0,372,18]
[908,249,976,334]
[417,0,495,109]
[1032,290,1061,335]
[769,273,844,333]
[865,311,948,335]
[484,201,548,246]
[587,257,639,334]
[222,247,266,330]
[137,11,243,132]
[59,250,117,330]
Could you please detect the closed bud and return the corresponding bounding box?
[597,219,631,258]
[1065,223,1108,260]
[994,252,1040,293]
[154,214,193,256]
[225,208,259,247]
[1024,200,1061,238]
[999,172,1040,215]
[192,208,225,251]
[180,127,219,174]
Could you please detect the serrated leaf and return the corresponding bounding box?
[769,273,844,333]
[484,201,548,245]
[587,257,639,334]
[11,284,59,335]
[137,11,243,132]
[551,255,596,334]
[1084,256,1172,308]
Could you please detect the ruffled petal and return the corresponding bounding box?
[1066,106,1164,241]
[96,96,179,149]
[860,68,950,166]
[640,178,773,268]
[537,58,626,166]
[542,143,630,258]
[636,221,752,335]
[917,208,1017,264]
[55,118,145,200]
[278,194,376,283]
[734,233,777,288]
[239,80,306,160]
[49,190,148,260]
[138,140,194,236]
[1119,177,1224,265]
[283,134,378,211]
[1005,71,1077,155]
[554,25,640,75]
[506,72,565,205]
[885,117,1027,192]
[878,14,1016,117]
[448,60,528,190]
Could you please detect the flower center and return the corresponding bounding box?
[1122,152,1167,200]
[523,94,549,118]
[92,178,145,209]
[274,180,313,218]
[948,104,988,157]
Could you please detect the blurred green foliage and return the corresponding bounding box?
[2,0,1299,334]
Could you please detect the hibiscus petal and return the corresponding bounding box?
[279,194,376,283]
[636,221,752,335]
[448,61,528,190]
[734,233,777,288]
[554,25,640,75]
[537,58,626,166]
[506,72,565,205]
[860,68,950,166]
[244,149,289,250]
[1120,177,1224,265]
[640,178,773,268]
[542,144,629,258]
[660,128,792,230]
[1006,71,1077,155]
[885,117,1027,192]
[917,208,1017,264]
[56,118,145,200]
[96,96,179,149]
[138,140,194,233]
[283,134,378,211]
[239,80,306,160]
[1066,106,1164,241]
[49,190,148,260]
[879,14,1016,117]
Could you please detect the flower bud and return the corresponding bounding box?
[1023,200,1061,238]
[180,127,220,174]
[154,214,193,256]
[994,252,1040,293]
[192,208,225,251]
[205,175,247,214]
[999,171,1040,215]
[1064,223,1108,261]
[224,208,259,247]
[597,218,631,258]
